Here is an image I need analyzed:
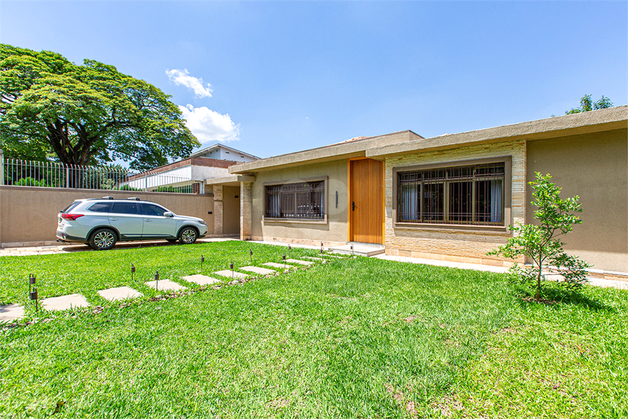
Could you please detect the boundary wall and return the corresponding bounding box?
[0,186,221,247]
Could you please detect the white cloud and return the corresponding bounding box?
[166,68,213,98]
[179,104,240,143]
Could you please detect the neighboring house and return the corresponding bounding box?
[210,106,627,276]
[123,143,259,193]
[190,143,259,163]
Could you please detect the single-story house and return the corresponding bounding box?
[122,143,259,193]
[207,106,627,277]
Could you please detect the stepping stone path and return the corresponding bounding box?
[181,275,221,286]
[42,293,90,311]
[98,286,143,301]
[0,258,326,322]
[145,279,187,292]
[240,266,276,275]
[0,304,25,322]
[264,262,295,270]
[286,259,314,266]
[214,270,248,279]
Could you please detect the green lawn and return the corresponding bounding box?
[1,242,626,418]
[0,241,322,309]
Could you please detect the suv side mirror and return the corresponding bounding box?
[163,212,174,217]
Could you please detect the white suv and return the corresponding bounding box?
[56,197,208,250]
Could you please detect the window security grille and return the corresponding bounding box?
[265,181,325,219]
[398,163,505,226]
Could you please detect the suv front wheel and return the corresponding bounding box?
[89,228,117,250]
[179,227,198,245]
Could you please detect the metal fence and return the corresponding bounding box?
[0,154,203,194]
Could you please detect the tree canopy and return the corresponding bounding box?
[565,94,613,115]
[0,44,199,170]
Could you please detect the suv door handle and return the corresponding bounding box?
[110,218,118,221]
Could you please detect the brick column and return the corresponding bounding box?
[240,181,253,240]
[213,185,223,235]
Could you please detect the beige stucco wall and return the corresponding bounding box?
[249,159,349,246]
[0,187,214,246]
[527,128,628,273]
[383,139,527,266]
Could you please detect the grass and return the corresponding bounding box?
[0,241,626,418]
[0,240,321,309]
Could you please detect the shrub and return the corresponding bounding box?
[488,172,591,301]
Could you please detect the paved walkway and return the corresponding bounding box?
[0,238,236,257]
[374,254,628,290]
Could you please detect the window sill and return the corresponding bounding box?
[394,222,510,235]
[263,216,328,225]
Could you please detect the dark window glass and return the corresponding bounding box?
[265,181,324,219]
[62,201,81,213]
[448,181,473,223]
[398,163,504,226]
[111,202,140,214]
[88,202,112,213]
[423,182,444,222]
[141,204,167,216]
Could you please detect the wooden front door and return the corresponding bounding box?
[349,158,384,244]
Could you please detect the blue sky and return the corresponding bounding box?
[1,1,626,159]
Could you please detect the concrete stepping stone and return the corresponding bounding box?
[303,256,326,262]
[145,279,187,292]
[264,262,295,270]
[240,266,276,275]
[286,259,314,265]
[97,286,143,301]
[214,270,248,279]
[42,293,90,311]
[0,304,25,322]
[181,274,221,286]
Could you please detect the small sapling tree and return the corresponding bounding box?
[488,172,591,301]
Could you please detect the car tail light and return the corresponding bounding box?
[61,213,84,221]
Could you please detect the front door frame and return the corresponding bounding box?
[347,157,385,244]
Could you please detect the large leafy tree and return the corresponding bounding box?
[565,94,613,115]
[0,44,199,170]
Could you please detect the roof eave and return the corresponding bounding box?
[229,130,421,174]
[368,106,628,158]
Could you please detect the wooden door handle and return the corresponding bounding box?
[352,201,356,211]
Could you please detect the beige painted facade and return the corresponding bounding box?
[249,159,349,246]
[226,106,627,274]
[383,139,526,266]
[527,128,628,273]
[0,186,215,246]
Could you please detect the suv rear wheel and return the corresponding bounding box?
[179,227,198,244]
[89,228,117,250]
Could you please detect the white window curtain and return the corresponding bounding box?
[490,180,502,223]
[400,183,419,221]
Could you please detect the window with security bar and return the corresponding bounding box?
[397,163,505,226]
[265,181,325,219]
